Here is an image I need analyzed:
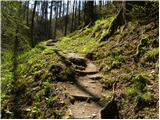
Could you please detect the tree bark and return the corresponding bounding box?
[49,1,53,38]
[26,1,29,26]
[85,1,94,25]
[71,1,75,32]
[78,0,81,26]
[45,1,48,39]
[64,1,69,35]
[30,1,37,47]
[54,2,58,39]
[74,0,77,30]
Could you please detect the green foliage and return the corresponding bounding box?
[132,73,147,91]
[144,48,159,62]
[58,67,75,81]
[126,87,138,97]
[139,92,154,103]
[2,1,30,50]
[101,75,116,89]
[45,96,58,107]
[56,17,114,54]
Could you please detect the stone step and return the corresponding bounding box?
[75,70,98,76]
[68,57,87,67]
[74,65,86,70]
[46,42,55,46]
[71,94,100,102]
[85,62,99,72]
[67,53,85,59]
[68,101,101,119]
[87,73,102,80]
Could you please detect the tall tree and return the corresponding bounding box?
[74,0,77,30]
[78,0,81,26]
[71,1,75,32]
[64,1,69,35]
[26,1,29,26]
[85,1,94,25]
[49,1,54,38]
[83,1,87,25]
[44,1,48,39]
[59,1,62,18]
[30,1,37,47]
[53,2,58,39]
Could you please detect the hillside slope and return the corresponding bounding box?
[2,4,159,119]
[55,16,159,118]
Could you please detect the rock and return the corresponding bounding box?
[71,94,100,102]
[87,74,102,80]
[62,109,73,119]
[91,113,97,118]
[75,70,98,76]
[69,57,87,67]
[85,52,95,60]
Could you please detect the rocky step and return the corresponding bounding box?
[75,69,98,76]
[87,73,102,80]
[74,65,86,70]
[68,101,101,119]
[67,53,85,59]
[70,94,100,102]
[69,57,87,67]
[85,62,99,72]
[46,42,55,46]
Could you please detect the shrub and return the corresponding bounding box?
[126,87,138,97]
[132,73,147,91]
[144,48,159,62]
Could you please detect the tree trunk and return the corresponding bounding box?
[64,1,69,35]
[100,8,125,41]
[71,1,75,32]
[45,1,48,39]
[26,1,29,26]
[83,1,86,25]
[54,2,58,39]
[49,1,53,38]
[30,1,37,47]
[74,0,77,30]
[85,1,94,25]
[59,1,62,18]
[78,0,81,26]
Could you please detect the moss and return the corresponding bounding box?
[132,73,147,91]
[126,87,138,97]
[56,17,114,55]
[144,48,159,62]
[101,75,117,89]
[57,67,76,81]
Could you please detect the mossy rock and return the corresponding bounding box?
[49,64,63,75]
[69,57,87,67]
[135,93,157,112]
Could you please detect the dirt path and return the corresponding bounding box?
[45,41,105,119]
[59,53,106,119]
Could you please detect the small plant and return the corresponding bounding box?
[144,48,159,62]
[111,60,121,69]
[45,96,58,107]
[126,87,138,97]
[101,77,116,90]
[132,73,147,91]
[135,92,155,110]
[58,67,76,81]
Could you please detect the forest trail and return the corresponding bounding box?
[45,41,105,119]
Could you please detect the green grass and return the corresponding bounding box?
[56,17,115,55]
[1,43,68,118]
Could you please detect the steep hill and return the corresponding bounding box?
[1,2,159,119]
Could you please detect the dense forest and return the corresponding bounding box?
[1,0,159,119]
